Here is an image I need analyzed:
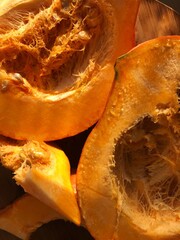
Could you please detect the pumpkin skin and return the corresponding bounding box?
[0,136,80,226]
[0,0,140,141]
[77,36,180,240]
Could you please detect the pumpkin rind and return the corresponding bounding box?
[77,36,180,240]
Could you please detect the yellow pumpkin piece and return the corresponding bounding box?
[0,0,140,141]
[0,136,80,225]
[77,36,180,240]
[0,194,60,240]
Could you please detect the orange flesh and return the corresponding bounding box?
[0,0,113,92]
[77,36,180,240]
[0,0,140,141]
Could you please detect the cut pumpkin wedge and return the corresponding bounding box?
[0,194,60,240]
[77,36,180,240]
[0,136,80,226]
[0,0,140,141]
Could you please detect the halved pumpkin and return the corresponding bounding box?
[0,194,60,240]
[77,36,180,240]
[0,0,140,141]
[0,136,80,225]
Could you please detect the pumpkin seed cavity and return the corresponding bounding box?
[114,109,180,230]
[0,137,51,172]
[0,0,108,92]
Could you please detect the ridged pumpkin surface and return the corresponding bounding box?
[0,0,140,141]
[77,36,180,240]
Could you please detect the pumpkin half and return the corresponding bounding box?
[0,136,80,225]
[0,0,140,141]
[77,36,180,240]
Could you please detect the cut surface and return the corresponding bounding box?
[114,114,180,235]
[0,0,106,92]
[77,36,180,240]
[0,0,140,140]
[0,136,80,225]
[0,194,60,240]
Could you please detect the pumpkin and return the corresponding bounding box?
[0,194,60,240]
[77,36,180,240]
[0,136,80,225]
[0,0,140,141]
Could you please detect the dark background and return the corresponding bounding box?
[160,0,180,13]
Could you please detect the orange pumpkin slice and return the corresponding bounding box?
[0,0,140,141]
[0,194,60,240]
[0,136,80,225]
[77,36,180,240]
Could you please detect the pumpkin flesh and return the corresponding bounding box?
[0,194,60,240]
[77,36,180,240]
[0,136,80,225]
[0,0,140,141]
